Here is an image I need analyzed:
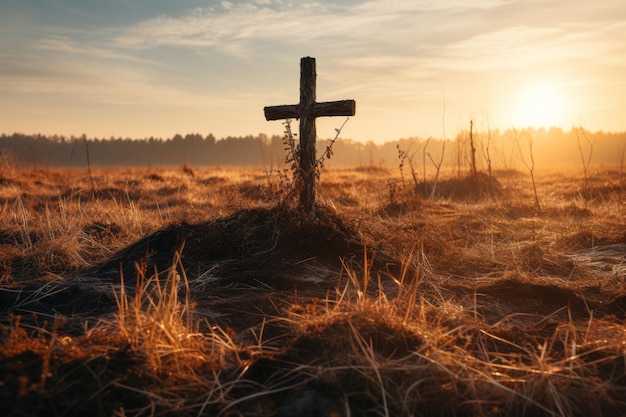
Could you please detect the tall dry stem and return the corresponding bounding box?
[428,87,447,199]
[575,126,594,209]
[481,113,493,178]
[515,130,541,213]
[469,119,478,180]
[619,143,626,200]
[85,138,96,195]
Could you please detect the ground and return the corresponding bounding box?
[0,163,624,417]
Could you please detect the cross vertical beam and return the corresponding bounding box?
[299,57,317,216]
[264,57,356,214]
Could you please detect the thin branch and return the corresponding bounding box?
[515,130,541,213]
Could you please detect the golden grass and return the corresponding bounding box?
[0,163,624,416]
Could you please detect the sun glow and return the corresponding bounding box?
[512,82,569,128]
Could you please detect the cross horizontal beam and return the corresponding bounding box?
[264,100,356,121]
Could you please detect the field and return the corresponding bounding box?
[0,163,625,417]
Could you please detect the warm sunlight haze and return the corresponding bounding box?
[1,0,625,142]
[512,82,571,129]
[1,3,626,416]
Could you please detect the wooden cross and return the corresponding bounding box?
[264,56,356,214]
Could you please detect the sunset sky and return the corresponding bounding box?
[1,0,625,143]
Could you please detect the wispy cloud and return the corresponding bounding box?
[110,1,483,53]
[435,26,608,71]
[109,0,626,71]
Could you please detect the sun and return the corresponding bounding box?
[512,82,567,128]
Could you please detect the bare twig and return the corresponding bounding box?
[316,117,350,174]
[515,129,541,213]
[1,149,10,169]
[575,126,594,209]
[619,143,626,200]
[85,138,96,195]
[427,139,446,200]
[428,88,448,200]
[396,142,419,191]
[481,113,493,178]
[422,137,431,195]
[469,119,478,180]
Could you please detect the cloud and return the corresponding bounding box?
[435,26,587,70]
[110,0,485,54]
[112,2,286,50]
[35,36,157,65]
[108,0,626,72]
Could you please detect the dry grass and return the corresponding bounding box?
[0,164,624,416]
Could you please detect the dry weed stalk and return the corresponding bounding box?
[515,129,541,213]
[396,142,419,191]
[481,113,494,178]
[426,137,446,200]
[619,143,626,201]
[575,126,594,209]
[469,119,478,180]
[267,117,349,210]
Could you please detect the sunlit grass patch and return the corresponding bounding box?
[0,165,624,416]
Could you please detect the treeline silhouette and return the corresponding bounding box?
[1,127,625,170]
[0,133,281,168]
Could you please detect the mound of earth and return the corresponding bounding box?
[0,205,398,333]
[92,205,368,288]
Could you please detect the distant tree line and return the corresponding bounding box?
[1,127,625,171]
[0,133,282,168]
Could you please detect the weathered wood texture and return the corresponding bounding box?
[264,101,356,120]
[264,57,356,214]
